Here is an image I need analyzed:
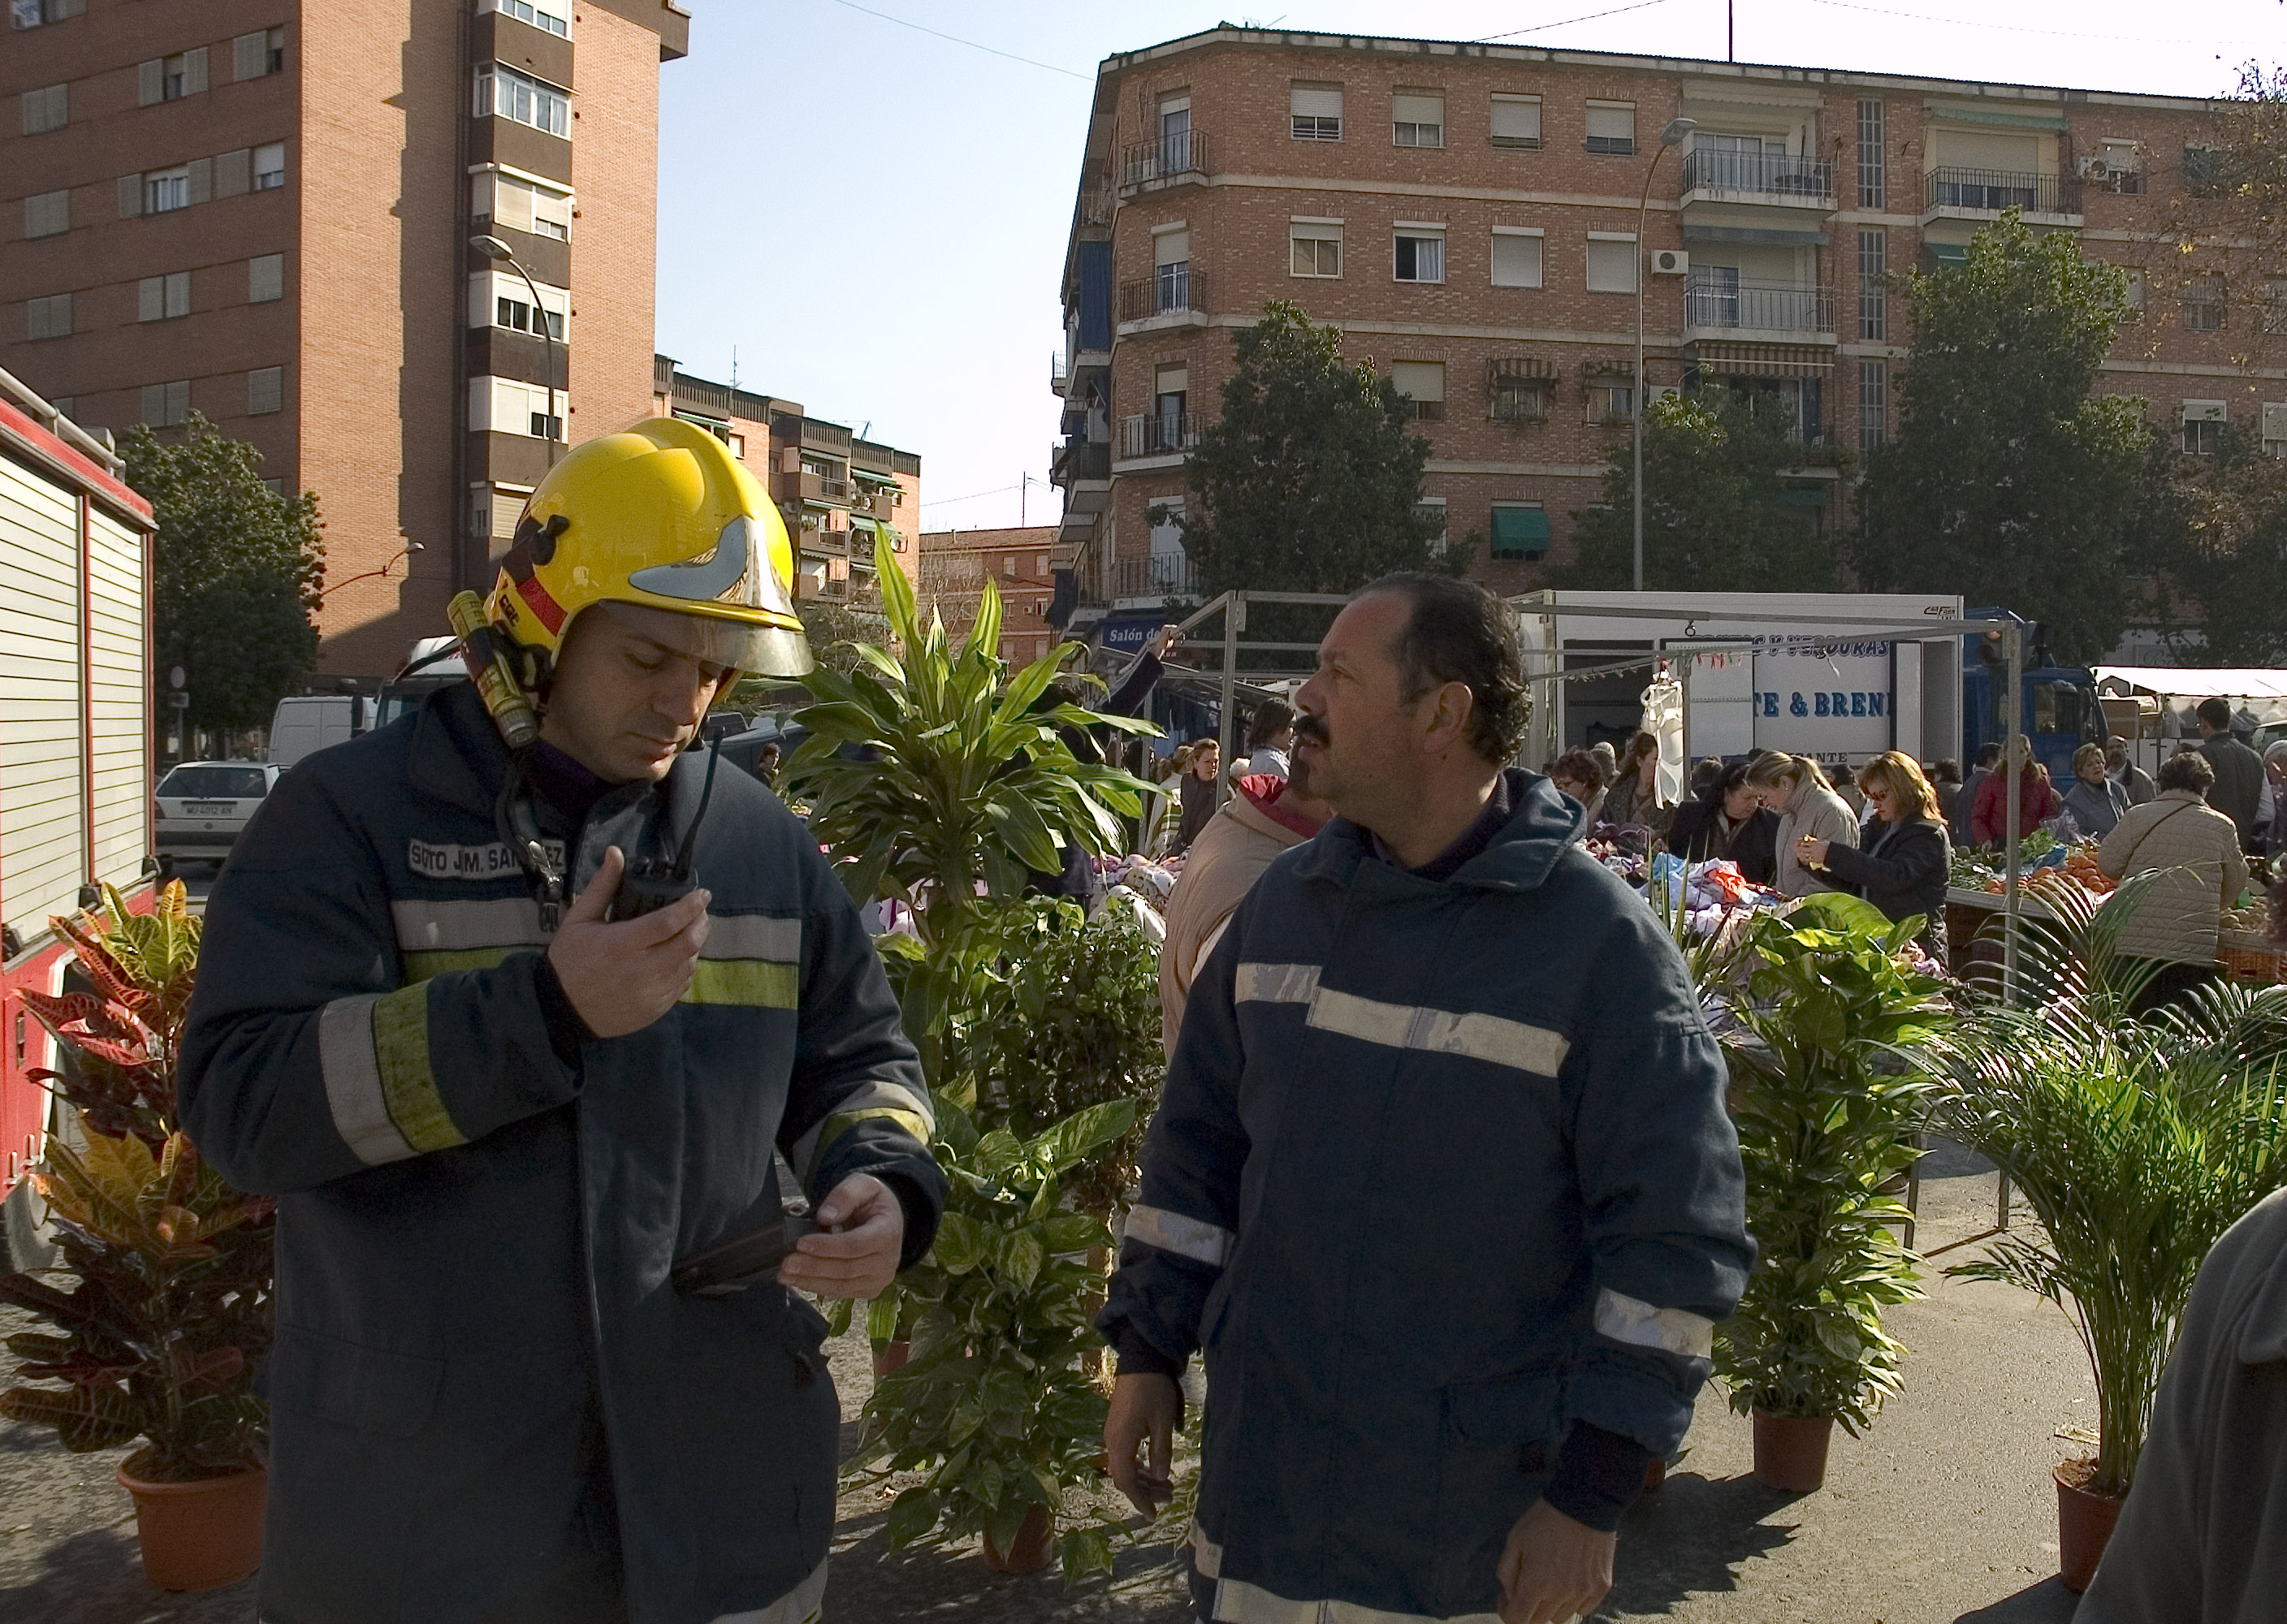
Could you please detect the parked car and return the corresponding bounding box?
[270,694,371,768]
[153,761,281,870]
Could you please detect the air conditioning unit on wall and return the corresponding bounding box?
[1651,249,1689,276]
[2181,400,2228,425]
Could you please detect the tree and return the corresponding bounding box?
[1167,300,1453,594]
[1552,392,1840,590]
[123,412,323,734]
[2133,423,2287,665]
[1853,212,2151,662]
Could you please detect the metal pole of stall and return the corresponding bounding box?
[1217,593,1242,810]
[1999,619,2023,1229]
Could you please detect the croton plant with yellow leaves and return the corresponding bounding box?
[0,882,272,1483]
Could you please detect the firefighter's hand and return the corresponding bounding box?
[779,1174,903,1299]
[1105,1372,1179,1518]
[547,846,711,1039]
[1497,1500,1615,1624]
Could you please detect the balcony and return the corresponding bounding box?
[1118,130,1209,192]
[1680,149,1835,207]
[1114,554,1201,603]
[1121,411,1204,459]
[1118,266,1209,326]
[1051,439,1110,489]
[1923,166,2081,222]
[852,485,897,521]
[1051,350,1070,395]
[1683,274,1837,339]
[780,469,850,506]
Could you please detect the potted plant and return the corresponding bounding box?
[842,1092,1141,1580]
[1932,876,2287,1590]
[1712,896,1949,1492]
[0,882,274,1592]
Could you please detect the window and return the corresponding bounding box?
[475,64,570,137]
[1489,503,1551,559]
[1290,222,1342,277]
[2121,266,2145,323]
[1393,91,1444,149]
[146,166,191,213]
[248,366,283,416]
[233,27,284,80]
[138,271,191,322]
[25,292,70,340]
[2091,139,2142,193]
[249,253,283,303]
[1394,228,1444,283]
[1154,362,1187,435]
[141,380,190,428]
[2181,274,2226,331]
[24,188,68,238]
[2185,145,2227,198]
[1157,93,1192,174]
[254,143,286,190]
[1859,358,1888,450]
[2181,400,2225,455]
[1585,235,1637,293]
[21,82,67,135]
[1585,102,1636,155]
[2262,278,2287,335]
[1415,498,1447,555]
[1290,82,1342,141]
[488,0,569,35]
[1857,227,1887,341]
[140,48,208,105]
[475,171,572,240]
[1584,374,1633,423]
[2260,402,2285,460]
[1857,98,1884,209]
[471,376,564,438]
[1490,94,1541,149]
[473,270,568,337]
[1390,361,1446,421]
[1152,226,1192,312]
[1489,361,1554,423]
[1490,227,1543,288]
[10,0,87,25]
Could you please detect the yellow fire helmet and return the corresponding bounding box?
[483,416,813,683]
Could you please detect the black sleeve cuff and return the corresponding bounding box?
[873,1172,938,1272]
[532,953,595,1066]
[1542,1421,1654,1533]
[1110,1319,1187,1380]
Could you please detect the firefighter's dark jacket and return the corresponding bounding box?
[1102,769,1753,1621]
[178,684,942,1624]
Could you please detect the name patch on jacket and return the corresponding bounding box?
[408,839,563,881]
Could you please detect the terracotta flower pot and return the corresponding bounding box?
[980,1504,1054,1575]
[116,1462,266,1592]
[2055,1460,2124,1593]
[871,1341,911,1380]
[1750,1408,1835,1493]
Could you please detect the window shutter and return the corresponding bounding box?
[215,147,250,197]
[1290,84,1342,118]
[249,367,283,416]
[2261,402,2287,441]
[1491,232,1543,287]
[1586,238,1638,292]
[1490,97,1541,144]
[1154,227,1190,266]
[1585,102,1635,140]
[1391,361,1445,403]
[138,58,163,106]
[26,188,68,236]
[530,187,570,237]
[249,254,283,302]
[1392,93,1443,126]
[21,83,67,135]
[187,157,213,205]
[1939,131,2036,172]
[233,30,267,80]
[1156,363,1188,395]
[140,276,164,322]
[183,46,208,95]
[118,173,143,218]
[495,175,534,232]
[141,383,166,425]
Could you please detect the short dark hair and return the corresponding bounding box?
[2159,750,2216,794]
[1248,700,1295,750]
[1976,741,2004,767]
[1934,758,1962,784]
[2197,696,2233,731]
[1551,746,1611,790]
[1356,572,1529,764]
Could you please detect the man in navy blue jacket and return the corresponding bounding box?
[1102,574,1752,1624]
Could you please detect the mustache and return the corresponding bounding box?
[1295,715,1331,746]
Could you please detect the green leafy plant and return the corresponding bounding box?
[1931,875,2287,1496]
[1711,899,1951,1432]
[844,1094,1142,1583]
[0,883,273,1482]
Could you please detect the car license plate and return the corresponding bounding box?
[184,803,236,816]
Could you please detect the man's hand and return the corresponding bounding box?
[1146,624,1183,661]
[1104,1371,1179,1517]
[547,847,710,1039]
[1497,1500,1615,1624]
[778,1174,903,1300]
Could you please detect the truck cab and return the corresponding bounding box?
[1960,609,2105,779]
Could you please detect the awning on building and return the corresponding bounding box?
[1487,356,1559,382]
[1492,506,1553,555]
[1930,243,1969,270]
[1581,356,1636,382]
[1691,341,1834,378]
[851,467,900,486]
[1682,224,1830,247]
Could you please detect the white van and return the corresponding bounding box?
[269,694,368,768]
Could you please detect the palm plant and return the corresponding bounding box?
[1931,872,2287,1497]
[1712,898,1951,1432]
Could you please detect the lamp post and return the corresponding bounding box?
[470,234,561,469]
[1634,116,1696,592]
[317,542,422,604]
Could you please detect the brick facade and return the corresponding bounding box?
[916,525,1058,666]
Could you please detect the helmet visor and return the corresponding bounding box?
[594,601,815,679]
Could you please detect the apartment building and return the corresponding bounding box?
[916,525,1058,665]
[1049,27,2279,641]
[3,0,689,680]
[651,356,923,607]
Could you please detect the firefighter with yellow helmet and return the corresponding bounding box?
[180,419,942,1624]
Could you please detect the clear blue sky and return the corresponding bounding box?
[655,1,2278,534]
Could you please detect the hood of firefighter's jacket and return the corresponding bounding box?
[1293,767,1581,893]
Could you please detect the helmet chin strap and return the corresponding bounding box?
[495,746,568,934]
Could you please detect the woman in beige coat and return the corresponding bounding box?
[2098,750,2249,1013]
[1744,753,1860,897]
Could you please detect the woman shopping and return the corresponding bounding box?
[1667,759,1780,885]
[1797,751,1952,960]
[1744,752,1860,898]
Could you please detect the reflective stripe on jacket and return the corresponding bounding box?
[179,685,941,1624]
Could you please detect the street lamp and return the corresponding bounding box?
[318,542,422,603]
[470,233,561,469]
[1634,116,1696,592]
